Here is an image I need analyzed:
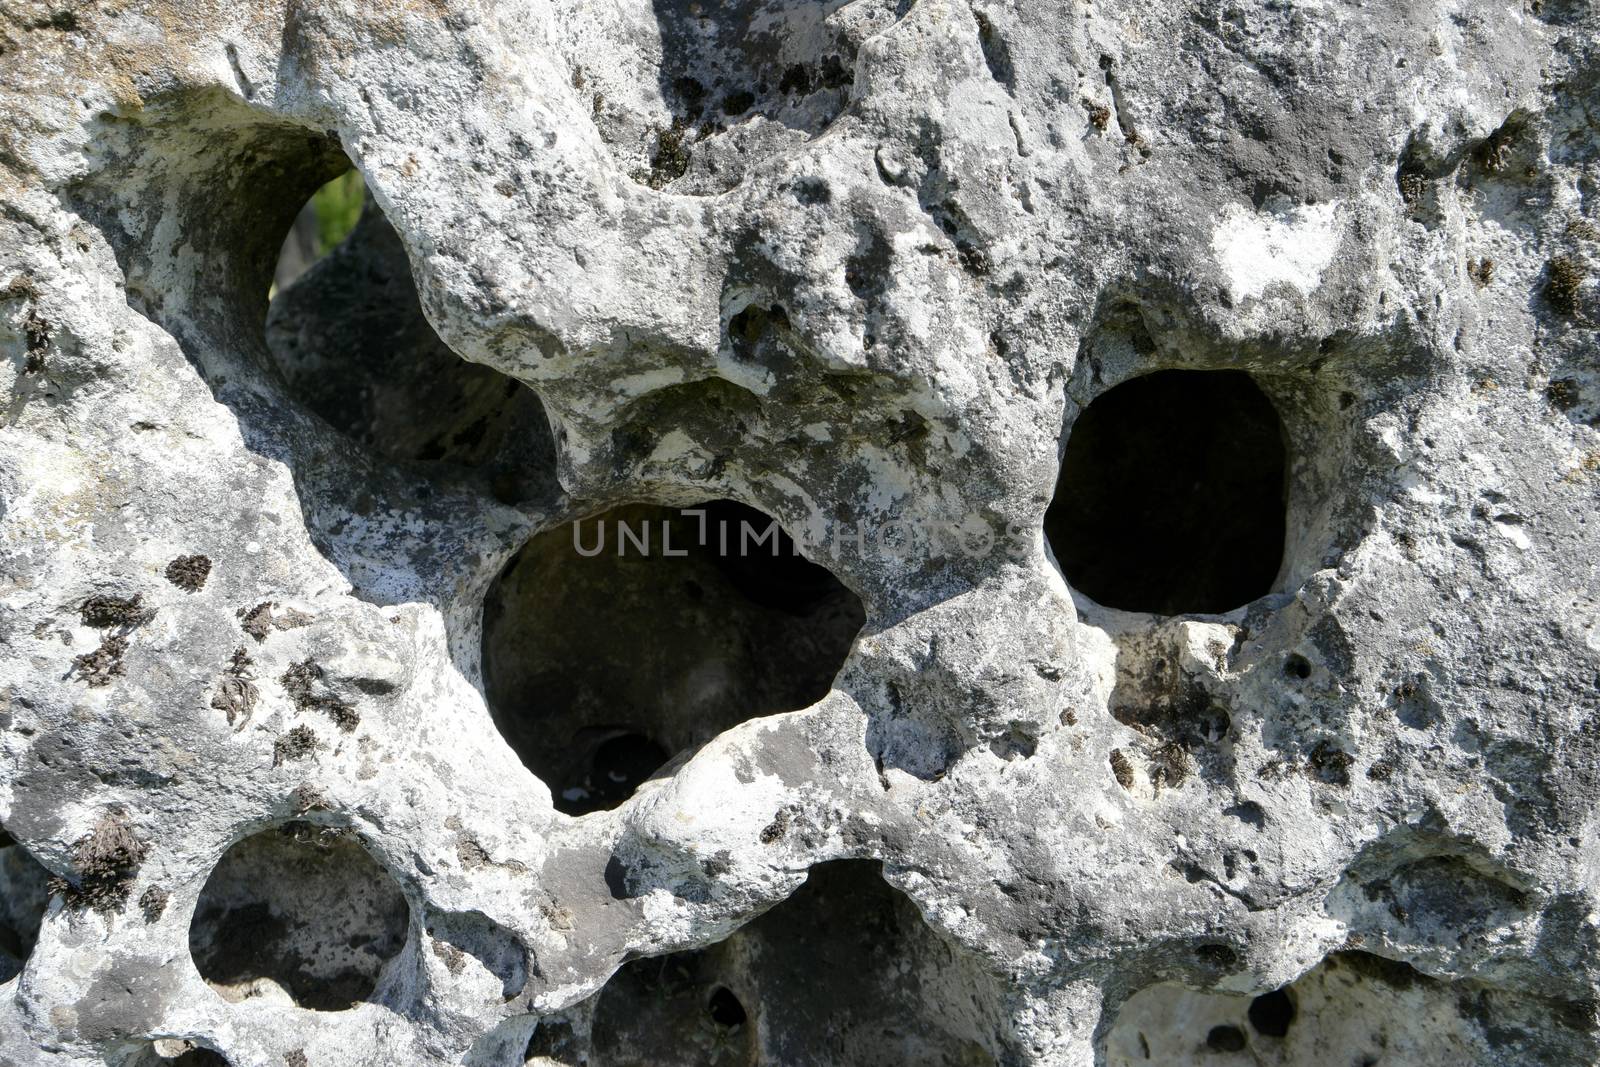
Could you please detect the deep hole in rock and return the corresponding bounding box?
[482,500,864,815]
[263,165,555,502]
[1045,370,1288,615]
[188,822,409,1012]
[0,827,51,983]
[707,985,748,1027]
[1248,988,1297,1036]
[589,860,1009,1065]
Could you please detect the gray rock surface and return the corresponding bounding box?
[0,0,1598,1064]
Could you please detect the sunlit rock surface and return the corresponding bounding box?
[1,0,1598,1063]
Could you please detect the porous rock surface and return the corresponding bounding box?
[0,0,1598,1064]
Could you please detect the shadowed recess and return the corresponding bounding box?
[188,822,409,1012]
[0,826,51,984]
[482,500,864,815]
[587,860,1010,1065]
[264,165,556,503]
[1046,370,1287,615]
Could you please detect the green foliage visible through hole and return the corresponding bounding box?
[268,170,366,300]
[311,170,365,257]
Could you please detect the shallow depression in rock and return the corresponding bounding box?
[482,500,864,815]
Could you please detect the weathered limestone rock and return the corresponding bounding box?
[0,0,1597,1064]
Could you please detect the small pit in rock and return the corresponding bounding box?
[1045,370,1288,615]
[0,827,51,983]
[188,822,408,1011]
[483,500,864,815]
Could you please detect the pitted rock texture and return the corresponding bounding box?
[0,1,1598,1065]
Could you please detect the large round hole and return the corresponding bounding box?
[0,827,51,984]
[1248,988,1297,1037]
[1045,369,1287,615]
[188,822,409,1011]
[482,500,864,815]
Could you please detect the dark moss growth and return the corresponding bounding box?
[1398,169,1427,208]
[139,885,169,922]
[54,812,148,913]
[70,633,128,687]
[1110,748,1135,789]
[286,1051,309,1067]
[239,601,312,642]
[1308,740,1352,786]
[273,725,320,765]
[240,602,274,641]
[1149,740,1192,788]
[430,937,468,974]
[1473,117,1521,173]
[1547,254,1586,316]
[759,808,791,844]
[793,176,832,205]
[957,240,989,275]
[165,554,212,591]
[23,309,48,371]
[281,659,359,732]
[646,119,692,189]
[80,593,153,629]
[1549,378,1581,410]
[1087,104,1111,131]
[1468,257,1495,288]
[211,647,259,729]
